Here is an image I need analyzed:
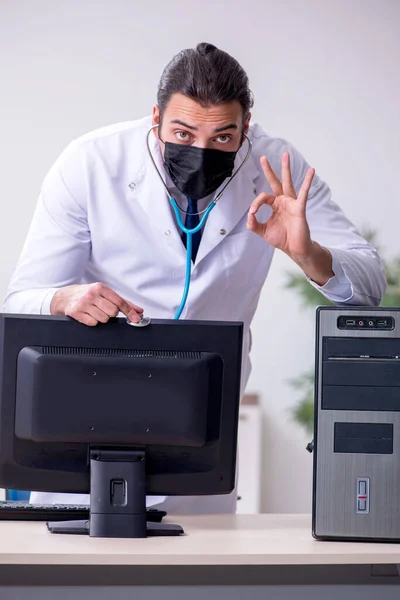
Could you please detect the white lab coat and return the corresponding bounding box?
[4,116,386,513]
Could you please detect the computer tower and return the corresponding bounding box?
[313,306,400,542]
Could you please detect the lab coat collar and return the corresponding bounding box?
[130,129,187,265]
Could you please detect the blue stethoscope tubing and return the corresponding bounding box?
[146,125,252,319]
[170,198,216,319]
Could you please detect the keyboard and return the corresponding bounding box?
[0,501,166,522]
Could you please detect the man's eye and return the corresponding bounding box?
[216,135,232,144]
[176,131,191,142]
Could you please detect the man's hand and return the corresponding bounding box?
[247,152,334,286]
[247,152,316,258]
[50,283,143,326]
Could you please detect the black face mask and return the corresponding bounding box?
[162,141,238,201]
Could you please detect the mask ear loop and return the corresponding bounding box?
[213,133,252,203]
[146,125,175,198]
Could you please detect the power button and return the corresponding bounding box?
[356,477,370,514]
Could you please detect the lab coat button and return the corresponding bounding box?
[165,230,171,236]
[220,229,226,236]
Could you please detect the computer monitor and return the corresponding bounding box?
[0,314,243,538]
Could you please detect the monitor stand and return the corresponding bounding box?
[46,448,184,538]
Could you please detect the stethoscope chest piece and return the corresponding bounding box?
[126,315,151,327]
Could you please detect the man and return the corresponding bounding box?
[4,43,386,513]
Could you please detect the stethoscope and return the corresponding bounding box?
[127,125,252,327]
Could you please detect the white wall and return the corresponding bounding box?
[1,0,399,513]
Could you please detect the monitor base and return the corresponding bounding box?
[47,519,184,536]
[46,446,184,538]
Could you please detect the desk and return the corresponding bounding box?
[0,514,400,599]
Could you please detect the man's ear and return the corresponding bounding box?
[243,112,251,135]
[240,113,251,145]
[152,105,161,138]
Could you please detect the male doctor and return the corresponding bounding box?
[4,43,386,513]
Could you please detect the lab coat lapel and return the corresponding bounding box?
[195,144,260,266]
[130,131,187,262]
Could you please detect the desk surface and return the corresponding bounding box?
[1,514,400,566]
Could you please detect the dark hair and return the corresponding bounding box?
[157,43,254,122]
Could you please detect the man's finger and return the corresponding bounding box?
[297,168,315,206]
[96,297,120,318]
[260,156,283,197]
[127,300,144,314]
[249,193,275,215]
[125,301,144,323]
[101,286,140,320]
[98,284,127,309]
[281,152,296,198]
[79,312,99,327]
[88,306,110,324]
[247,212,264,237]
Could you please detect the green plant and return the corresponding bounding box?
[287,229,400,434]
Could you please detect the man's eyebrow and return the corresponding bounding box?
[214,123,238,133]
[170,119,198,130]
[169,120,238,133]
